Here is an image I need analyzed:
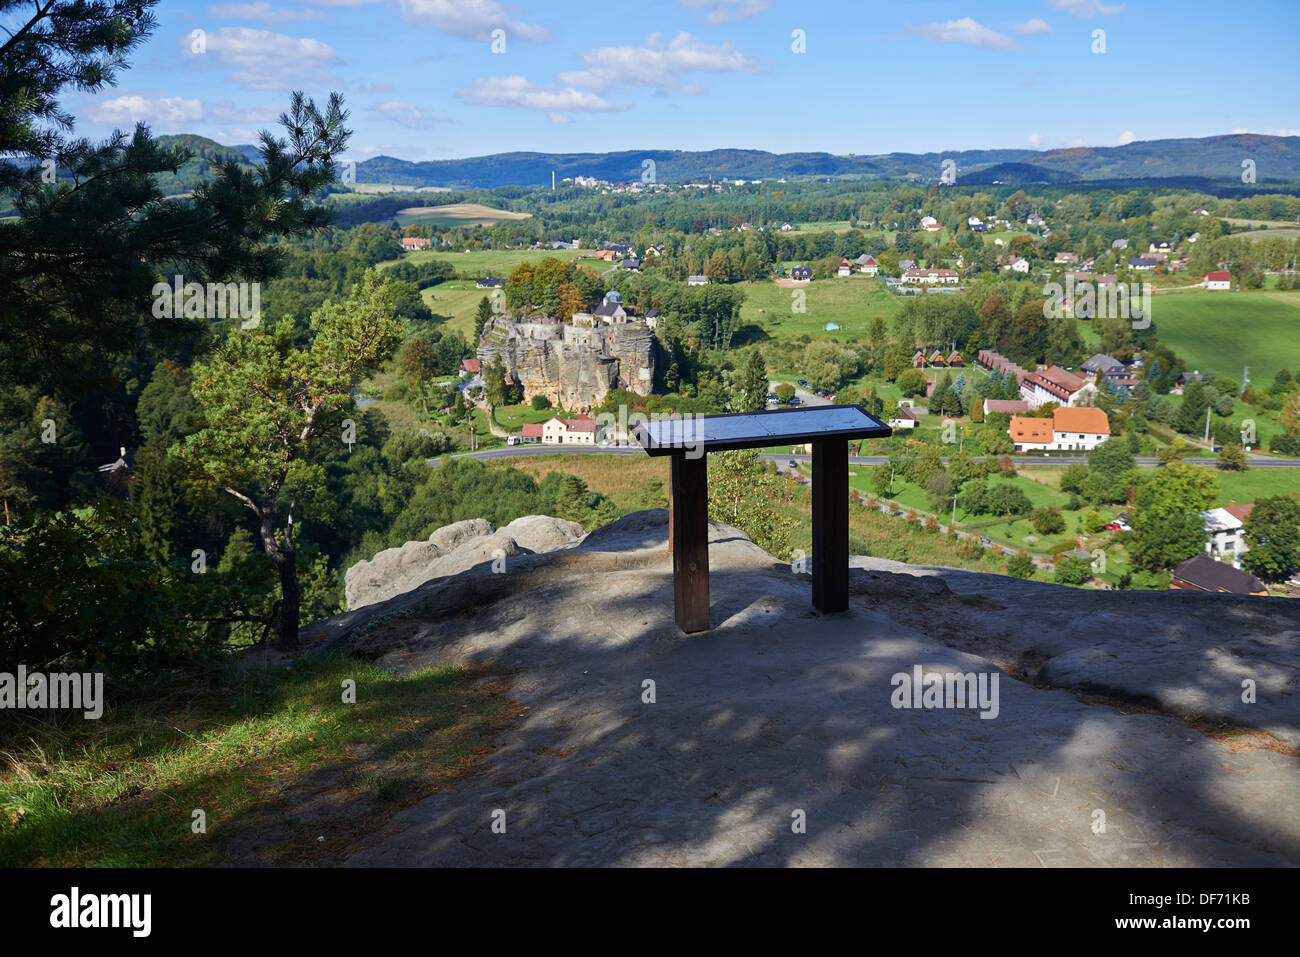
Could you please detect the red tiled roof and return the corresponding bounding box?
[1206,270,1232,282]
[521,423,544,437]
[461,358,481,374]
[558,414,597,432]
[1008,416,1053,444]
[1225,501,1255,522]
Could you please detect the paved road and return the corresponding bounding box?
[430,445,1300,469]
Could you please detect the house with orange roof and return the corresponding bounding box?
[1008,407,1110,451]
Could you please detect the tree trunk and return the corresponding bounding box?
[258,511,299,650]
[271,550,301,650]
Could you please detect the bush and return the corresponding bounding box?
[530,394,551,411]
[1005,552,1036,579]
[1270,434,1300,455]
[1030,507,1066,535]
[1052,554,1092,585]
[956,536,985,561]
[0,502,190,674]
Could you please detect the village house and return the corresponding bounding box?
[1170,554,1268,596]
[400,236,432,251]
[542,413,599,445]
[976,349,1029,384]
[1002,256,1030,274]
[1008,406,1110,452]
[1020,365,1099,408]
[888,405,918,430]
[902,267,960,285]
[593,291,628,323]
[789,267,812,283]
[983,398,1029,417]
[1148,239,1173,255]
[1201,505,1252,563]
[1128,256,1159,271]
[519,422,544,443]
[837,258,853,277]
[919,215,940,231]
[1205,270,1232,290]
[854,254,879,276]
[687,275,710,286]
[1054,252,1079,265]
[476,277,503,289]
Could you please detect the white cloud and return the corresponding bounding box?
[92,95,205,127]
[1117,130,1137,145]
[398,0,549,42]
[373,100,449,129]
[457,75,618,119]
[184,27,343,91]
[559,31,760,94]
[1015,18,1052,35]
[1026,132,1044,148]
[90,94,285,133]
[1057,136,1087,147]
[680,0,769,24]
[205,2,326,23]
[909,18,1017,51]
[548,112,573,125]
[1048,0,1124,17]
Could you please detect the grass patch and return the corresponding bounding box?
[0,655,513,866]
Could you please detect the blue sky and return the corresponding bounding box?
[63,0,1300,162]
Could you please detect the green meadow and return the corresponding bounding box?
[1149,289,1300,384]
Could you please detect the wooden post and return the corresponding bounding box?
[811,438,849,614]
[666,462,674,552]
[670,452,710,632]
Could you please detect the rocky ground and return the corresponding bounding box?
[302,510,1300,867]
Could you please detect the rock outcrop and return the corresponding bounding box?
[343,514,587,610]
[303,511,1300,867]
[476,316,655,410]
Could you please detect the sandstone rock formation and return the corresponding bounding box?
[343,514,587,610]
[476,316,655,410]
[304,510,1300,867]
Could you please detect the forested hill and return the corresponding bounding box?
[152,133,1300,191]
[335,133,1300,189]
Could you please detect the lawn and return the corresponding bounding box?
[0,656,513,866]
[1148,289,1300,385]
[394,203,531,227]
[493,402,556,431]
[740,274,901,343]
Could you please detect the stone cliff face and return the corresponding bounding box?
[477,317,655,410]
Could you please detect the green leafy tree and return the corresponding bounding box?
[179,271,403,648]
[474,296,494,343]
[737,351,769,412]
[1241,495,1300,582]
[1216,443,1248,471]
[708,450,795,558]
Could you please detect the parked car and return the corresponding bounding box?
[1115,520,1131,532]
[788,460,798,470]
[1105,521,1121,531]
[507,436,519,446]
[797,379,808,387]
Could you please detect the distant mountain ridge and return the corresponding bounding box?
[167,133,1300,190]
